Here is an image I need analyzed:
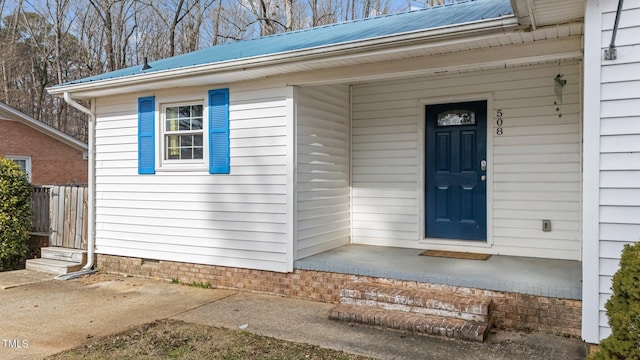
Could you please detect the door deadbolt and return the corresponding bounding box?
[481,160,487,171]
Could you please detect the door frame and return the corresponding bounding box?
[418,94,494,249]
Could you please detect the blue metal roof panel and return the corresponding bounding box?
[60,0,512,86]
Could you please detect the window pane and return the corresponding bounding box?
[166,119,178,131]
[191,118,203,130]
[179,119,191,131]
[166,135,180,159]
[193,147,203,159]
[192,105,203,118]
[437,110,475,126]
[179,106,191,119]
[166,107,178,120]
[12,159,27,171]
[183,135,194,147]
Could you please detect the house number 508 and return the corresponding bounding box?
[496,109,503,136]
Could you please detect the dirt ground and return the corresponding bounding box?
[48,319,371,360]
[48,317,588,360]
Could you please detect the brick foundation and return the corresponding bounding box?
[97,254,581,337]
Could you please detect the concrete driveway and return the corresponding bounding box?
[0,271,234,360]
[0,270,587,360]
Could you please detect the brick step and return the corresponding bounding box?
[340,283,491,322]
[25,258,83,275]
[41,247,87,264]
[329,304,489,342]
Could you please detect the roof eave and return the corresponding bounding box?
[48,15,519,99]
[0,102,88,151]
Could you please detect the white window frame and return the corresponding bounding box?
[6,155,32,181]
[157,99,209,172]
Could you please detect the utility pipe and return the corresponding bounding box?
[61,92,96,274]
[605,0,624,60]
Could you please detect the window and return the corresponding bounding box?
[137,88,229,175]
[6,156,32,181]
[163,103,204,162]
[437,109,475,127]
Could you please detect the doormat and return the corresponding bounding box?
[420,250,491,260]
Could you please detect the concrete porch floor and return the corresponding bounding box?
[295,244,582,300]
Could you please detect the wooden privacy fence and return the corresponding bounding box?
[31,185,88,250]
[31,186,50,235]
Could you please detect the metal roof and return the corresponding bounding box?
[59,0,513,87]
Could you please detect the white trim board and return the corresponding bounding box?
[581,0,603,344]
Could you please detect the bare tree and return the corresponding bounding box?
[87,0,139,71]
[0,0,408,143]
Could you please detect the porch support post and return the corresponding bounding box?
[286,85,297,272]
[581,0,603,344]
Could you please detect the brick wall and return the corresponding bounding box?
[97,254,581,337]
[0,121,87,185]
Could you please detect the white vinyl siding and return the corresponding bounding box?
[93,86,292,272]
[351,61,581,260]
[596,0,640,340]
[296,85,351,259]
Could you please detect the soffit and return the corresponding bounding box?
[512,0,585,29]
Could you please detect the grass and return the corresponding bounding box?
[48,319,374,360]
[170,278,212,289]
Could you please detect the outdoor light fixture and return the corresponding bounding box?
[554,74,566,104]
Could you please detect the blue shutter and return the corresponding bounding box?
[208,88,230,174]
[138,96,155,174]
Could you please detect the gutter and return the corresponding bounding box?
[48,16,519,98]
[55,92,97,279]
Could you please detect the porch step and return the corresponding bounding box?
[26,247,86,275]
[329,305,489,342]
[329,283,493,342]
[25,258,83,275]
[41,247,87,264]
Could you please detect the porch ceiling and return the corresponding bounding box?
[284,23,584,86]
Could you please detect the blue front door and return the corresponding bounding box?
[425,101,487,241]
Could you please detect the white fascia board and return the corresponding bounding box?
[47,16,518,99]
[0,102,88,151]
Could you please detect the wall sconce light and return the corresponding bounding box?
[554,74,566,103]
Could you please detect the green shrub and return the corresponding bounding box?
[589,242,640,360]
[0,157,32,270]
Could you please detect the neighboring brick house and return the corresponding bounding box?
[0,101,87,185]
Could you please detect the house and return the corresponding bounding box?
[47,0,640,345]
[0,101,88,185]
